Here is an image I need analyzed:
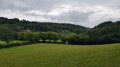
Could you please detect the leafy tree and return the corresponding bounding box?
[0,26,14,45]
[51,32,59,42]
[47,32,53,42]
[34,32,40,42]
[23,31,36,43]
[66,33,80,44]
[39,32,48,42]
[78,34,89,44]
[18,31,26,40]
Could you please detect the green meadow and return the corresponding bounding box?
[0,43,120,67]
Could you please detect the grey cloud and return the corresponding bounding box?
[47,11,93,22]
[0,0,69,12]
[0,0,120,27]
[1,0,119,11]
[24,13,40,16]
[0,0,31,12]
[24,10,93,22]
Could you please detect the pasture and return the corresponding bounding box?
[0,43,120,67]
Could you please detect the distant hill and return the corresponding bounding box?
[94,21,120,28]
[0,17,89,34]
[87,21,120,44]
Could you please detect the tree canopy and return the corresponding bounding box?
[0,17,120,45]
[0,26,15,44]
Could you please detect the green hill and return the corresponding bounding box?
[86,21,120,44]
[0,17,89,34]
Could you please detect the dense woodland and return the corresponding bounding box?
[0,17,120,48]
[0,17,88,34]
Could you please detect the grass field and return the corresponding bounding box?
[0,43,120,67]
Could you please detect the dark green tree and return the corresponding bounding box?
[39,32,48,42]
[23,31,36,43]
[0,26,14,45]
[66,33,80,44]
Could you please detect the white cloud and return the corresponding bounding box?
[48,5,71,16]
[27,10,45,15]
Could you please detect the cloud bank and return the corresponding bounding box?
[0,0,120,27]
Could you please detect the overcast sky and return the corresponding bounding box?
[0,0,120,28]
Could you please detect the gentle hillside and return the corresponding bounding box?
[94,21,120,28]
[0,17,89,34]
[0,43,120,67]
[85,21,120,44]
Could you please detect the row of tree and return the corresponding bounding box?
[0,17,120,45]
[0,26,60,44]
[62,21,120,45]
[18,31,59,43]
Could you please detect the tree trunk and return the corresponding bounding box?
[49,40,51,43]
[6,40,9,45]
[54,40,56,43]
[43,40,45,43]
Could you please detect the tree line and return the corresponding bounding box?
[0,26,60,45]
[18,31,59,43]
[0,17,120,46]
[64,21,120,45]
[0,17,88,34]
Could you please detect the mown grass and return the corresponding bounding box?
[0,43,120,67]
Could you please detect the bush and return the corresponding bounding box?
[0,41,29,49]
[8,41,29,46]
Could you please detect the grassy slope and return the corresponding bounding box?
[0,43,120,67]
